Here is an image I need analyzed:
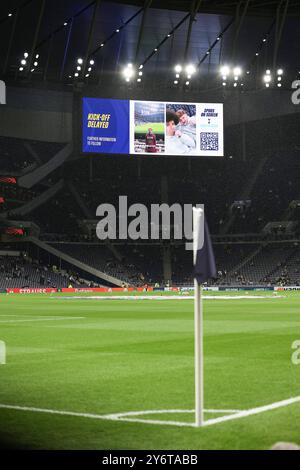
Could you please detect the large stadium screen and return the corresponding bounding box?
[82,98,224,157]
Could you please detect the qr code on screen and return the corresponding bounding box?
[200,132,219,151]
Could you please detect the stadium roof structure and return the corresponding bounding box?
[115,0,300,17]
[0,0,298,89]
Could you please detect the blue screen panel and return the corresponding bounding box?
[82,98,129,154]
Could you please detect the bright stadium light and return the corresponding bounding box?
[77,58,83,65]
[139,71,143,76]
[89,59,95,65]
[35,54,39,59]
[277,76,282,81]
[8,13,12,17]
[34,61,38,67]
[185,64,196,75]
[85,74,90,78]
[19,67,24,71]
[174,80,178,84]
[222,82,226,86]
[185,80,190,85]
[137,78,141,82]
[233,82,238,87]
[174,64,182,73]
[100,43,104,47]
[74,72,79,77]
[123,64,135,81]
[220,65,230,76]
[21,59,27,65]
[24,52,29,58]
[263,74,271,83]
[266,69,271,75]
[277,83,282,87]
[222,75,227,81]
[77,66,81,71]
[64,22,68,26]
[266,83,270,88]
[88,67,92,72]
[277,68,283,75]
[233,66,242,76]
[139,64,143,69]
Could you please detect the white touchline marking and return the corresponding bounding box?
[0,404,111,420]
[0,317,85,323]
[0,404,239,428]
[0,397,299,428]
[202,395,300,427]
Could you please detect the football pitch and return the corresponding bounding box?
[134,122,164,135]
[0,291,300,450]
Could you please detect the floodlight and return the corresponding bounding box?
[185,64,196,75]
[220,65,230,76]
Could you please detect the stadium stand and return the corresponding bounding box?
[0,253,83,289]
[48,243,146,286]
[0,137,64,173]
[0,110,299,289]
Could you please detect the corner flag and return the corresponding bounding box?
[192,207,216,427]
[193,209,216,284]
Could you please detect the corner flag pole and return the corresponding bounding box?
[193,207,204,427]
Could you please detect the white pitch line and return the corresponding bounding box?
[112,417,194,427]
[0,404,238,428]
[0,404,111,420]
[0,317,85,323]
[0,397,299,428]
[202,395,300,427]
[104,408,241,419]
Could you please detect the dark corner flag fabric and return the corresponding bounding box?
[194,217,217,284]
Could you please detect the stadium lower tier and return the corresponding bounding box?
[0,240,299,289]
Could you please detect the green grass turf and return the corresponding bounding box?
[134,122,164,135]
[0,291,300,449]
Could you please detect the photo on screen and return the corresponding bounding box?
[165,104,197,155]
[133,101,165,154]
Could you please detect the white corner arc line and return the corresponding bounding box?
[113,417,194,427]
[0,396,299,428]
[104,408,241,419]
